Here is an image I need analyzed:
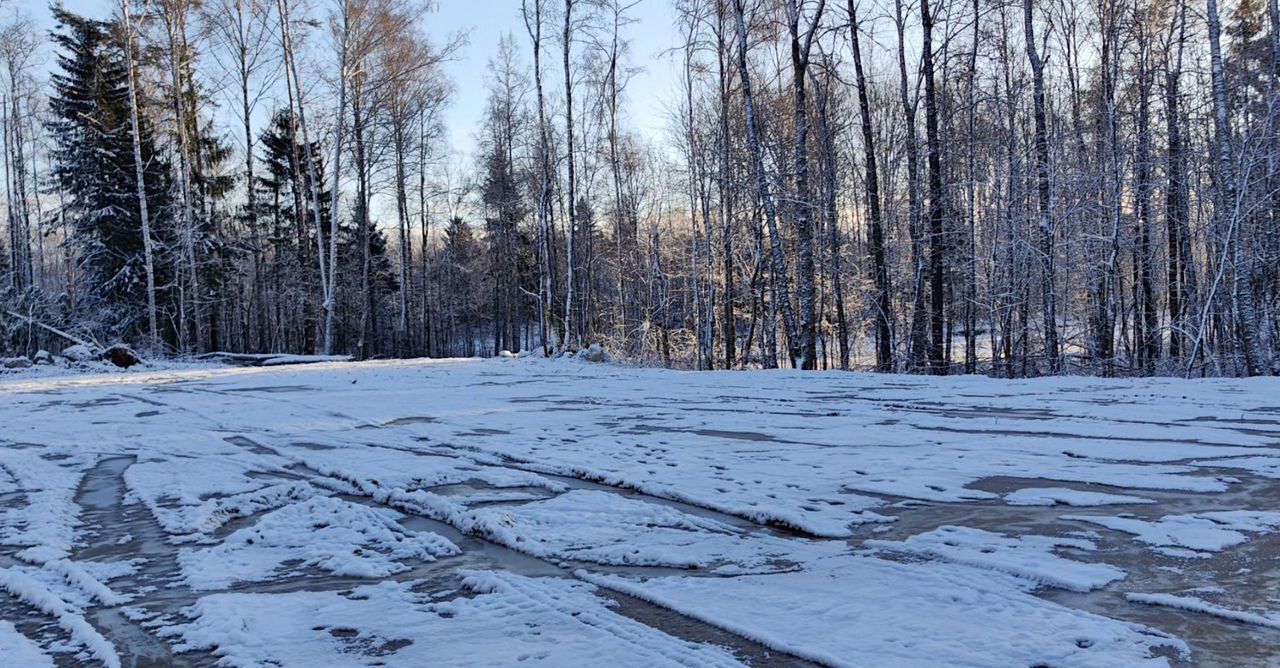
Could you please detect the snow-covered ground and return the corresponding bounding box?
[1,358,1278,666]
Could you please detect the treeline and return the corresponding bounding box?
[0,0,1277,376]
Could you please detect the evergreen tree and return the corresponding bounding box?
[481,138,529,354]
[253,109,331,352]
[47,7,173,339]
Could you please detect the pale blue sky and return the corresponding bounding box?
[432,0,680,155]
[30,0,683,159]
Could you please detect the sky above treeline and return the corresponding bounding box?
[29,0,682,161]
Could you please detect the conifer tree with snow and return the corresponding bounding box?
[47,7,174,341]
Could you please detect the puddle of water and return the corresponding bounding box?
[355,416,439,430]
[626,423,785,444]
[457,428,512,437]
[426,481,553,507]
[244,470,307,483]
[1043,535,1280,668]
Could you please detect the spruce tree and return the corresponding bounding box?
[47,8,173,339]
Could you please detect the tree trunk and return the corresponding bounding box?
[732,0,799,366]
[120,0,159,346]
[1024,0,1060,374]
[849,0,891,371]
[921,0,947,375]
[785,0,825,370]
[1207,0,1263,374]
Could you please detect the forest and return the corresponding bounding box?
[0,0,1277,377]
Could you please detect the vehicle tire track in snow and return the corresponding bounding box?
[71,455,213,668]
[192,399,904,667]
[210,434,830,666]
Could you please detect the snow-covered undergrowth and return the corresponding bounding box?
[0,357,1277,666]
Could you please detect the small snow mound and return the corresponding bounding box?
[2,356,32,369]
[60,344,98,363]
[581,343,609,363]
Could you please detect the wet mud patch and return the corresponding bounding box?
[1043,530,1280,668]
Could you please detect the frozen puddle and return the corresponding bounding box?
[1,359,1278,666]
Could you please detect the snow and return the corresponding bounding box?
[39,558,128,605]
[258,354,355,367]
[1004,487,1155,507]
[455,489,808,570]
[0,567,122,668]
[1064,510,1280,556]
[125,453,301,535]
[166,573,743,667]
[1127,593,1280,630]
[0,357,1276,665]
[279,440,562,501]
[0,448,94,562]
[60,344,96,363]
[169,481,316,536]
[866,525,1126,592]
[583,548,1185,667]
[178,496,459,590]
[1192,455,1280,479]
[0,620,54,668]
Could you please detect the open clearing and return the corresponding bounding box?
[1,358,1278,666]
